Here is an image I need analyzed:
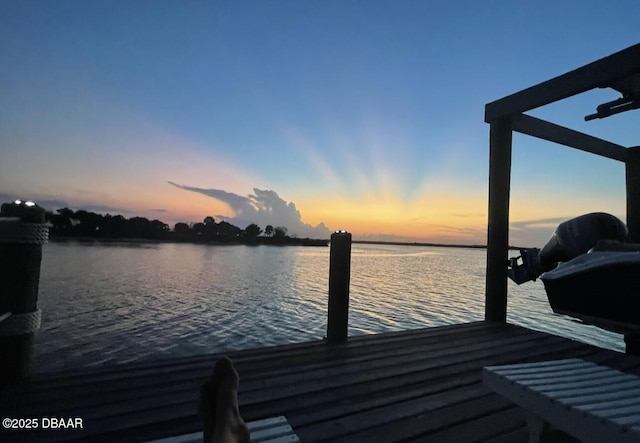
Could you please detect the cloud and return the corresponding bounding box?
[510,217,569,231]
[168,182,331,239]
[508,216,574,248]
[149,208,168,213]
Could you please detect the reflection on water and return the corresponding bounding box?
[34,242,623,372]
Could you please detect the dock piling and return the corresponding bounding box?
[327,230,352,344]
[0,201,48,388]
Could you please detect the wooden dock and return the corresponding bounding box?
[2,321,639,443]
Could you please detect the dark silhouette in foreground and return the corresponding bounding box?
[198,357,249,443]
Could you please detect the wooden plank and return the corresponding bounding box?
[407,406,526,443]
[7,330,595,441]
[611,415,640,427]
[241,334,568,404]
[8,329,543,412]
[2,331,572,442]
[492,361,604,377]
[31,321,499,387]
[556,387,640,406]
[579,397,640,414]
[296,384,492,442]
[23,332,559,424]
[599,405,640,418]
[485,43,640,122]
[501,366,615,382]
[481,427,528,443]
[1,324,633,443]
[545,380,640,399]
[485,358,585,372]
[270,341,598,427]
[318,394,516,443]
[510,114,627,162]
[5,325,535,413]
[526,372,630,390]
[147,416,300,443]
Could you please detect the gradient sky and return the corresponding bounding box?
[1,1,639,245]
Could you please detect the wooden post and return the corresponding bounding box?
[327,231,351,344]
[625,146,640,354]
[0,201,47,388]
[625,146,640,243]
[485,118,513,323]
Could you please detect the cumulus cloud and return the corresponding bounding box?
[168,182,331,239]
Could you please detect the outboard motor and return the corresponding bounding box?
[508,212,628,284]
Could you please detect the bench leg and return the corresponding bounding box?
[525,411,549,443]
[524,411,581,443]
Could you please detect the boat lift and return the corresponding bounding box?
[483,43,640,354]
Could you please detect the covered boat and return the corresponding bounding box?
[508,213,640,334]
[540,249,640,334]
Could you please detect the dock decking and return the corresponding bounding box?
[2,321,639,443]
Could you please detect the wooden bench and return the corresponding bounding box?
[147,416,300,443]
[483,359,640,443]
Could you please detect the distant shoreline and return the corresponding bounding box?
[353,240,526,251]
[352,240,486,249]
[48,236,527,251]
[48,235,329,247]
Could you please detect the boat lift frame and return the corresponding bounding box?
[483,43,640,353]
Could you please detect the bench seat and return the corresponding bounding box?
[483,359,640,443]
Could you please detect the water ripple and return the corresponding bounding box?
[32,242,623,372]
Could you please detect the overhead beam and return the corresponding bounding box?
[485,43,640,123]
[511,114,628,162]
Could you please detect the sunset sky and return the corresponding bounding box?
[1,1,639,245]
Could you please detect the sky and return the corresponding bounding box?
[1,1,639,245]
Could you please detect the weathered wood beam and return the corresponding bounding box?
[625,147,640,243]
[485,119,512,323]
[327,231,352,343]
[485,43,640,123]
[625,148,640,355]
[511,114,628,162]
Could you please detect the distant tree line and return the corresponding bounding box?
[44,208,326,246]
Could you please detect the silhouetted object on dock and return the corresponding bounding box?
[484,43,640,354]
[327,231,352,344]
[584,74,640,120]
[507,213,640,336]
[0,201,48,388]
[507,213,628,284]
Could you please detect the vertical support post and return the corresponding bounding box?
[625,146,640,243]
[0,201,47,388]
[327,230,351,344]
[624,146,640,354]
[485,118,513,323]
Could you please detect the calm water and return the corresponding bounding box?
[33,242,624,372]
